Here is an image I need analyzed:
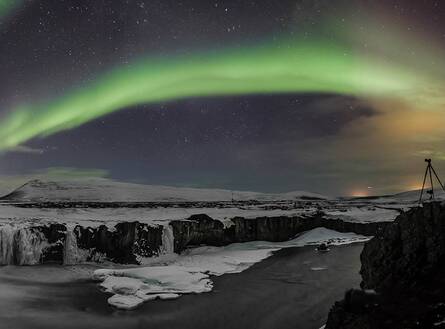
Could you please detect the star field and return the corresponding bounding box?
[1,0,445,196]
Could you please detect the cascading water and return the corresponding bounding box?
[14,227,48,265]
[0,222,176,265]
[160,224,175,255]
[0,225,48,265]
[63,226,88,265]
[0,225,14,264]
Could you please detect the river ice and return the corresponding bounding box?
[93,227,369,310]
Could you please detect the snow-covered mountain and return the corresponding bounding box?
[0,179,329,202]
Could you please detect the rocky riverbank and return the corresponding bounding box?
[325,201,445,329]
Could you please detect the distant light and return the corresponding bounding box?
[350,190,369,197]
[408,184,423,191]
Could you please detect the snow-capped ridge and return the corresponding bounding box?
[0,178,329,202]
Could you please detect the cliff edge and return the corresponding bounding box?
[326,202,445,329]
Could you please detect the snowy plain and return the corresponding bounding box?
[0,178,413,229]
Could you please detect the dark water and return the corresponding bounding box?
[0,244,363,329]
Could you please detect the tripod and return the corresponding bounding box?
[418,159,445,205]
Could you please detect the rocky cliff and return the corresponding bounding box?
[0,211,390,266]
[326,202,445,329]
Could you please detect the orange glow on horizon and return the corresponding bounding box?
[408,184,424,191]
[349,190,369,197]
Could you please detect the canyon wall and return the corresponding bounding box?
[0,211,390,265]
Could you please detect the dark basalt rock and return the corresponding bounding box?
[134,224,164,258]
[326,202,445,329]
[228,215,315,242]
[360,202,445,292]
[38,223,66,263]
[319,217,387,237]
[326,289,375,329]
[74,222,164,263]
[171,213,390,253]
[170,214,227,253]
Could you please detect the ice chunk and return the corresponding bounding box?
[158,293,180,300]
[107,294,144,310]
[96,265,212,294]
[109,277,145,295]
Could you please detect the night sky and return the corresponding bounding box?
[1,0,445,196]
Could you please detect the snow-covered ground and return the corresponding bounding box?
[0,178,417,229]
[0,201,403,230]
[0,204,319,228]
[93,227,369,310]
[324,206,400,223]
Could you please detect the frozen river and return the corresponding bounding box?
[0,244,363,329]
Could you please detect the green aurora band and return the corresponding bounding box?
[0,40,439,151]
[0,0,19,18]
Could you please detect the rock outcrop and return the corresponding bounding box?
[170,214,228,252]
[326,202,445,329]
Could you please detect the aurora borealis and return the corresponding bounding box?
[0,40,432,150]
[1,0,445,195]
[0,0,17,18]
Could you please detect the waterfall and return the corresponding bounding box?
[0,225,14,264]
[63,226,89,265]
[160,224,175,255]
[0,225,48,265]
[14,227,48,265]
[0,222,176,265]
[63,226,78,265]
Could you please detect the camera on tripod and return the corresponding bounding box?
[418,159,445,205]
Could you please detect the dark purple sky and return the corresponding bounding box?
[0,0,444,195]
